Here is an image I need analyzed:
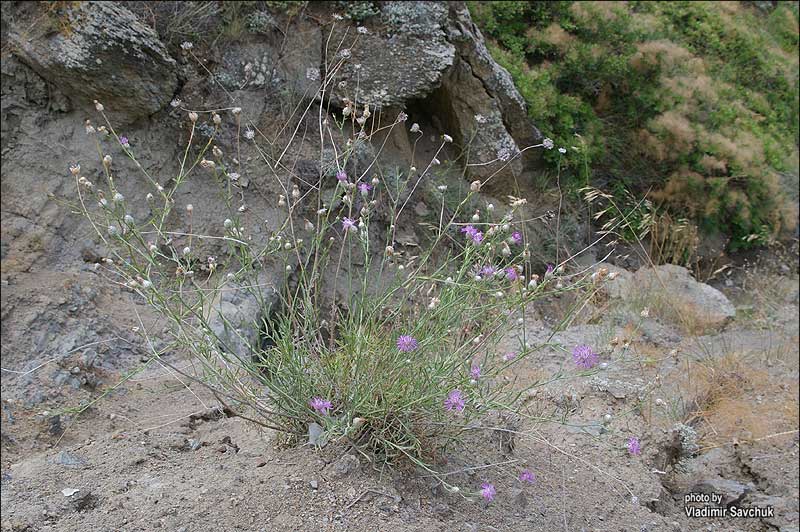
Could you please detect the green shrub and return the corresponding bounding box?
[469,0,799,250]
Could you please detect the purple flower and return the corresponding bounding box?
[519,470,536,484]
[545,264,555,275]
[444,389,465,413]
[510,231,522,245]
[119,136,129,147]
[357,182,372,195]
[479,265,497,277]
[502,352,516,362]
[627,436,642,456]
[396,334,418,352]
[342,217,357,232]
[480,482,496,502]
[470,364,481,380]
[461,225,479,238]
[471,231,484,244]
[309,396,332,416]
[336,169,348,183]
[572,345,599,369]
[505,267,519,281]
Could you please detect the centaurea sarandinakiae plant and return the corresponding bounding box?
[69,22,616,502]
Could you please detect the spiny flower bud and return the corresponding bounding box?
[200,159,215,169]
[385,245,394,256]
[470,180,482,192]
[124,214,134,225]
[231,107,241,116]
[113,192,124,203]
[224,219,233,228]
[183,246,191,256]
[189,111,198,123]
[94,100,104,112]
[291,185,300,199]
[442,134,453,143]
[212,146,222,158]
[70,164,80,176]
[103,155,112,167]
[212,113,221,125]
[304,220,314,231]
[278,195,286,207]
[186,204,193,213]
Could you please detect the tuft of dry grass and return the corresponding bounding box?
[679,353,799,447]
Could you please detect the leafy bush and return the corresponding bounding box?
[469,1,799,250]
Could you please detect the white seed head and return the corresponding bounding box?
[103,154,112,166]
[149,243,157,252]
[304,220,314,231]
[487,203,494,211]
[437,185,447,191]
[470,180,482,192]
[113,192,124,202]
[141,280,152,289]
[124,214,134,224]
[107,225,118,236]
[410,123,420,133]
[94,100,104,112]
[284,242,292,250]
[640,307,650,318]
[231,107,241,116]
[189,111,198,123]
[212,113,221,125]
[472,212,480,222]
[183,246,191,255]
[442,134,453,143]
[186,204,193,213]
[146,193,154,201]
[371,177,379,186]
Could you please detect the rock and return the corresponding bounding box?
[634,265,736,330]
[692,477,752,506]
[331,453,360,478]
[4,2,178,121]
[324,2,536,187]
[596,263,634,299]
[307,422,327,447]
[208,271,281,361]
[309,480,319,490]
[55,451,85,468]
[329,3,455,109]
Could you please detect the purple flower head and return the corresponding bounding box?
[470,364,481,380]
[519,470,536,484]
[309,396,332,416]
[627,436,642,456]
[480,265,497,277]
[396,334,418,352]
[461,225,479,238]
[443,389,465,413]
[545,263,555,275]
[572,344,599,369]
[510,231,523,245]
[471,231,484,244]
[502,352,517,362]
[342,217,357,232]
[119,136,129,147]
[480,482,496,502]
[505,267,519,281]
[336,169,348,183]
[357,182,372,195]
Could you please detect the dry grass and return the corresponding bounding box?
[679,353,799,447]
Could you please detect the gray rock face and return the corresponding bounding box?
[5,2,178,121]
[325,1,536,187]
[635,265,736,330]
[208,271,281,361]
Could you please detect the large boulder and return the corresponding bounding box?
[324,1,538,188]
[635,264,736,330]
[4,1,179,121]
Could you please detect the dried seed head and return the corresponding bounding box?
[385,245,394,256]
[200,159,215,169]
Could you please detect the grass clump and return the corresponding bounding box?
[469,0,799,250]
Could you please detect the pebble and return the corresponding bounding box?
[309,480,319,490]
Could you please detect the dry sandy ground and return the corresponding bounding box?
[1,270,798,532]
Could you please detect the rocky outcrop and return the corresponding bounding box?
[4,1,179,121]
[324,1,538,187]
[635,265,736,330]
